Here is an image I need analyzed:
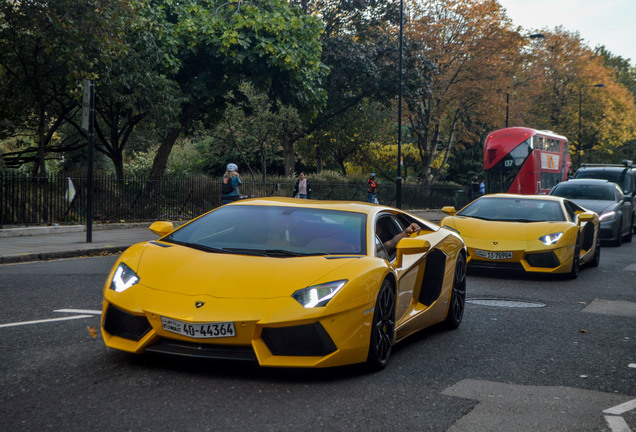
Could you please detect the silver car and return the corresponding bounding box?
[550,179,633,246]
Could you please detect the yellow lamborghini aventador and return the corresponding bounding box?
[440,194,601,278]
[101,198,467,369]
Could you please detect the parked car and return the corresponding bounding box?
[573,160,636,233]
[101,198,467,370]
[550,179,633,246]
[440,194,600,279]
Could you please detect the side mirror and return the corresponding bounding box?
[149,221,174,237]
[442,206,456,216]
[395,237,431,267]
[577,213,594,225]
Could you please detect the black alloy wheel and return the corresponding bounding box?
[367,279,395,370]
[568,237,580,279]
[623,218,633,243]
[613,218,623,247]
[445,253,467,329]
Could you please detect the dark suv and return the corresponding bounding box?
[574,160,635,233]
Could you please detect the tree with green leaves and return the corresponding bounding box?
[289,0,401,175]
[92,5,182,180]
[0,0,133,175]
[206,82,301,181]
[144,0,328,181]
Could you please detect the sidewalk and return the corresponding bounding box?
[0,223,160,264]
[0,209,446,264]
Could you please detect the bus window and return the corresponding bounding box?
[485,139,532,193]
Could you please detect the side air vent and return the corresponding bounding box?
[419,249,447,306]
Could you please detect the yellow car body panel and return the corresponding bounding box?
[440,194,600,275]
[101,198,466,368]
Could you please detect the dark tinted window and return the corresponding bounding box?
[375,215,403,261]
[165,205,366,255]
[485,139,533,193]
[458,197,565,222]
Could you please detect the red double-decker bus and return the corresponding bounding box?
[483,127,571,195]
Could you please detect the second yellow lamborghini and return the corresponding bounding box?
[440,194,600,278]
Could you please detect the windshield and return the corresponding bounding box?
[551,183,615,201]
[485,139,533,193]
[457,197,565,222]
[164,205,366,256]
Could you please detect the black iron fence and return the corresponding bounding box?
[1,174,468,228]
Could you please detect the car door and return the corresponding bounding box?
[374,214,423,325]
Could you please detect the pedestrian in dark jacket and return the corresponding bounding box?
[293,172,312,199]
[367,173,379,203]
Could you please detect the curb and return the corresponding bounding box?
[0,222,156,238]
[0,246,129,265]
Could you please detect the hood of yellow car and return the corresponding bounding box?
[136,241,360,299]
[442,216,570,250]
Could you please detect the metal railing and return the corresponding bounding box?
[1,174,468,227]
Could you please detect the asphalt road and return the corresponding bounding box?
[1,241,634,432]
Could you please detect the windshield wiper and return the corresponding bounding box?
[264,249,305,257]
[165,239,225,254]
[222,247,268,256]
[463,215,494,221]
[223,248,326,257]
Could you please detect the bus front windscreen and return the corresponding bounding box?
[486,139,533,193]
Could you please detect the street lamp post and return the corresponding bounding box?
[578,83,605,168]
[396,0,404,208]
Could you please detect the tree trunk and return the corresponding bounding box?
[282,135,295,176]
[315,143,323,174]
[148,127,182,181]
[33,108,47,176]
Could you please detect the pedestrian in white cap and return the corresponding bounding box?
[221,163,242,204]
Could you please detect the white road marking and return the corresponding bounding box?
[0,315,93,328]
[54,309,102,315]
[604,415,631,432]
[624,263,636,272]
[604,399,636,415]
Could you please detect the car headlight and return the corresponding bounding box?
[539,232,563,245]
[292,280,347,308]
[599,211,616,222]
[110,263,140,292]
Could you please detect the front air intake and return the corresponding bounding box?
[103,304,151,341]
[262,323,337,356]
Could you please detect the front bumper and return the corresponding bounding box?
[101,291,375,368]
[465,245,574,274]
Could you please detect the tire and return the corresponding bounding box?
[366,279,395,371]
[567,237,580,279]
[445,253,467,329]
[623,218,633,243]
[589,235,601,268]
[613,220,623,247]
